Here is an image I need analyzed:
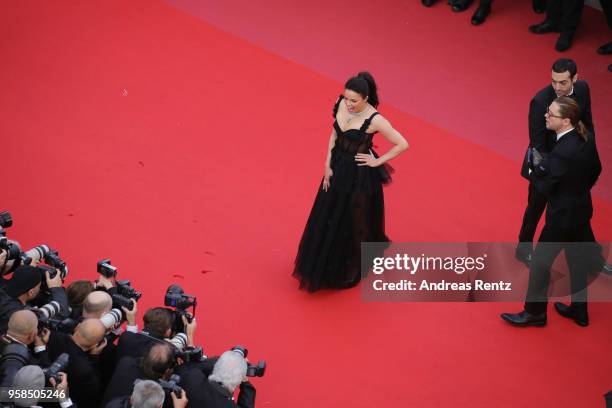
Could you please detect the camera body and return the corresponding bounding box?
[97,258,117,279]
[116,280,142,301]
[158,374,183,398]
[164,285,196,334]
[0,211,12,236]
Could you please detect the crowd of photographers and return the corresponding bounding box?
[0,211,262,408]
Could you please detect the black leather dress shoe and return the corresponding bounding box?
[471,3,491,25]
[452,0,473,12]
[597,42,612,55]
[555,32,574,52]
[602,262,612,275]
[554,302,588,327]
[532,0,546,13]
[515,250,532,267]
[422,0,437,6]
[501,311,547,327]
[529,20,560,34]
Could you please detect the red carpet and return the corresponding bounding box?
[1,1,611,407]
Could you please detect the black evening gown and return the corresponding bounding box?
[293,96,392,292]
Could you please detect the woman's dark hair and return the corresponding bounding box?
[66,280,94,308]
[345,71,379,108]
[554,96,587,140]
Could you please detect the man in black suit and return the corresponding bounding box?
[529,0,584,51]
[47,318,109,407]
[115,307,196,363]
[102,342,178,407]
[517,59,595,262]
[196,350,256,408]
[503,96,603,327]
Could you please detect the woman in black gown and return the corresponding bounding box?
[293,72,409,292]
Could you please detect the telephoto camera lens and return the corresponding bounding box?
[23,245,50,263]
[44,353,69,384]
[38,301,61,318]
[100,308,123,330]
[165,333,188,351]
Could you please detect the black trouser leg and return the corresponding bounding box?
[518,183,547,253]
[524,225,563,314]
[545,0,563,25]
[560,0,584,34]
[601,0,612,29]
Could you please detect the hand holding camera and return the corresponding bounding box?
[45,269,64,289]
[122,299,138,326]
[170,388,188,408]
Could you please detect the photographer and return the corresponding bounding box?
[0,266,68,334]
[203,351,256,408]
[102,342,179,407]
[8,365,75,408]
[65,280,93,319]
[46,318,108,408]
[105,379,188,408]
[115,308,190,363]
[0,249,8,289]
[0,311,49,387]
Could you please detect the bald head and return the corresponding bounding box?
[74,318,106,349]
[7,310,38,343]
[83,291,112,318]
[141,343,175,380]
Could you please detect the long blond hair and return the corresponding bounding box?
[554,96,587,140]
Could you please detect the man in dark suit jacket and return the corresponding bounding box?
[517,58,595,264]
[503,96,603,327]
[47,318,109,407]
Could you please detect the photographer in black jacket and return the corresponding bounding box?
[46,318,109,407]
[0,310,50,387]
[115,308,193,364]
[0,266,68,334]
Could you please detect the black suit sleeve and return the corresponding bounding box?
[528,97,549,152]
[236,381,256,408]
[580,82,594,138]
[533,150,569,196]
[590,139,602,188]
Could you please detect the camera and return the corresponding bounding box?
[44,248,68,277]
[36,264,67,295]
[43,353,69,385]
[158,374,183,398]
[116,280,142,301]
[0,211,12,236]
[100,308,124,330]
[164,285,196,334]
[35,301,62,319]
[231,346,267,377]
[166,333,188,350]
[97,258,117,279]
[111,293,135,311]
[165,333,206,363]
[32,301,63,332]
[43,317,78,334]
[0,239,22,274]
